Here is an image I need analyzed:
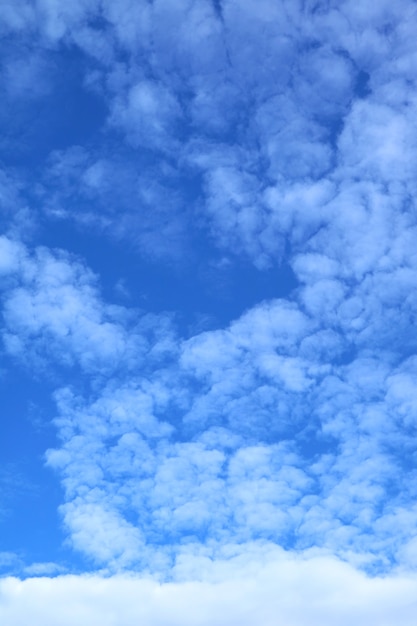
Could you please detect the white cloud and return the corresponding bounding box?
[2,248,130,372]
[2,554,417,626]
[0,236,25,276]
[337,100,417,183]
[109,79,182,151]
[1,242,177,375]
[60,500,145,568]
[23,562,66,576]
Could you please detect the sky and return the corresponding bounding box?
[1,0,417,623]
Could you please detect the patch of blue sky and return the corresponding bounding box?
[0,363,84,574]
[0,43,107,167]
[38,216,297,334]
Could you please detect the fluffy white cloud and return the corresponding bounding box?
[2,553,417,626]
[1,240,177,374]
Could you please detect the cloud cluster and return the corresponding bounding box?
[1,232,415,573]
[1,6,417,623]
[39,292,417,573]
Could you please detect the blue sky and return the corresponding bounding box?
[2,0,417,623]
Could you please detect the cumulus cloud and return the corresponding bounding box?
[0,237,177,378]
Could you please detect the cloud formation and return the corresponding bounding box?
[2,552,417,626]
[1,0,417,623]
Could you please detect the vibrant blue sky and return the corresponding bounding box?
[2,1,417,623]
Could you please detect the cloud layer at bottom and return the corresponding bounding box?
[1,551,417,626]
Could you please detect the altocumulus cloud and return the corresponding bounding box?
[1,0,417,623]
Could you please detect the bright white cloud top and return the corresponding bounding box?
[1,0,417,623]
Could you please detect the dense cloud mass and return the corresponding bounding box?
[1,0,417,623]
[2,554,417,626]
